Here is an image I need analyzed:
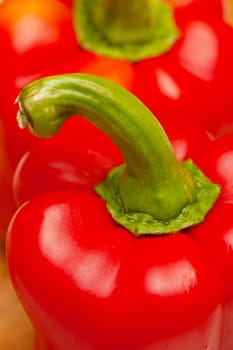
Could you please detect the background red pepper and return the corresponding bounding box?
[0,0,229,171]
[0,0,78,74]
[0,29,18,238]
[166,0,223,18]
[0,0,79,236]
[132,15,233,136]
[0,0,233,240]
[0,0,79,158]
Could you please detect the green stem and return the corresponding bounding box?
[73,0,180,61]
[17,74,220,235]
[91,0,156,44]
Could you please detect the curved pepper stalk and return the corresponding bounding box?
[16,73,220,235]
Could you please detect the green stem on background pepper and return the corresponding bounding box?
[74,0,180,61]
[16,73,220,234]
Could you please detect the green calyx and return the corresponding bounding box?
[74,0,180,62]
[96,160,220,235]
[17,73,220,236]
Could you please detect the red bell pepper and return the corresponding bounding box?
[70,0,233,136]
[6,73,233,350]
[132,15,233,136]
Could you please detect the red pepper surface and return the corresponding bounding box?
[0,0,233,239]
[0,0,79,164]
[70,0,233,136]
[0,6,231,166]
[0,29,18,239]
[13,117,211,207]
[0,0,80,237]
[6,73,233,350]
[0,0,230,170]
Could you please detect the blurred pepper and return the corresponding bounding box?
[1,0,233,239]
[0,0,79,160]
[0,0,79,236]
[0,0,229,169]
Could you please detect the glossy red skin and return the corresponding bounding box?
[168,0,223,21]
[0,120,16,239]
[7,117,233,349]
[193,135,233,202]
[0,0,79,237]
[13,118,211,207]
[0,30,18,238]
[0,0,80,166]
[13,118,124,206]
[161,118,211,162]
[0,0,81,166]
[7,190,223,350]
[0,0,78,75]
[187,135,233,350]
[132,17,233,136]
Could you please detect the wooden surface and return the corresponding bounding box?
[0,246,34,350]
